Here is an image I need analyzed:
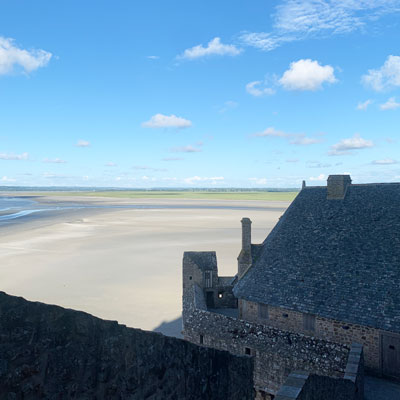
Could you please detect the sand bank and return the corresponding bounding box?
[0,196,289,332]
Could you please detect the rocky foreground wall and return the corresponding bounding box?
[0,291,254,400]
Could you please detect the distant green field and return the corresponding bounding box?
[32,191,299,201]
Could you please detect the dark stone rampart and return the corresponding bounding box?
[0,291,254,400]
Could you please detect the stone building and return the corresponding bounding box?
[183,174,400,397]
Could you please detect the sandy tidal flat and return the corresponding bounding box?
[0,196,289,332]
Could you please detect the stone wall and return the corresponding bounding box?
[0,291,254,400]
[241,299,379,371]
[275,344,364,400]
[184,285,351,395]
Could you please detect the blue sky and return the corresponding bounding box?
[1,0,400,188]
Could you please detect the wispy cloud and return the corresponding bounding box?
[289,135,322,145]
[329,133,374,155]
[1,176,16,182]
[0,152,29,160]
[76,140,90,147]
[178,37,242,60]
[162,157,184,161]
[240,1,400,52]
[133,165,167,172]
[356,99,373,110]
[249,177,268,184]
[380,96,400,110]
[279,59,337,91]
[43,158,66,163]
[246,81,275,96]
[309,174,326,181]
[254,126,322,145]
[371,158,398,165]
[147,55,159,60]
[170,144,202,153]
[184,176,224,185]
[142,113,192,129]
[286,158,299,163]
[254,127,288,138]
[0,37,52,75]
[362,55,400,91]
[307,161,331,168]
[218,100,239,113]
[105,162,117,167]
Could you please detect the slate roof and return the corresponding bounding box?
[183,251,217,271]
[233,182,400,333]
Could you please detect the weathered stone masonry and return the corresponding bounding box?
[183,282,356,395]
[240,299,379,371]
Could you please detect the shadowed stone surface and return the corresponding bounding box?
[0,291,254,400]
[364,375,400,400]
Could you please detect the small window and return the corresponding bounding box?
[282,313,289,318]
[245,347,251,355]
[204,271,212,288]
[258,304,269,320]
[189,276,192,280]
[342,325,350,330]
[218,292,223,299]
[303,314,316,331]
[200,335,204,344]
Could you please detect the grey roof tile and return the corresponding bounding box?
[234,183,400,333]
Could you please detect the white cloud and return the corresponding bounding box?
[279,59,337,91]
[43,158,66,163]
[142,113,192,129]
[76,140,90,147]
[356,99,373,110]
[329,133,374,155]
[289,135,322,145]
[179,37,242,60]
[309,174,326,181]
[147,55,159,60]
[254,127,288,137]
[240,32,286,52]
[362,55,400,91]
[246,81,275,96]
[1,176,16,182]
[0,37,52,75]
[105,162,117,167]
[286,158,299,163]
[380,97,400,110]
[141,176,156,181]
[249,177,268,184]
[371,158,398,165]
[170,144,202,153]
[0,152,29,160]
[184,176,224,184]
[254,126,322,145]
[240,2,400,52]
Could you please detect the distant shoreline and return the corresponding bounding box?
[0,194,292,233]
[0,190,298,202]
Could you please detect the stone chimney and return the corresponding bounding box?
[302,180,306,190]
[237,218,252,279]
[327,175,352,200]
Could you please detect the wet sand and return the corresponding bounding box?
[0,196,289,332]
